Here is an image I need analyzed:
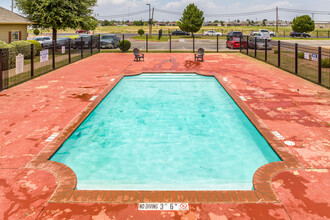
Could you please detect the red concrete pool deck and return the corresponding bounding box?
[0,53,329,219]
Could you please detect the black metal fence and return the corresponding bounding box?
[240,36,330,88]
[0,35,100,91]
[115,33,227,53]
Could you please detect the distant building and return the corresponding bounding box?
[315,21,330,29]
[155,22,166,26]
[265,20,292,27]
[167,22,177,26]
[0,6,35,43]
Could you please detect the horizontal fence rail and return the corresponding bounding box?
[0,35,101,91]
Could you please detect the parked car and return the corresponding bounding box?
[74,34,99,49]
[33,36,53,48]
[203,30,222,36]
[171,30,190,36]
[290,32,311,38]
[226,36,247,49]
[248,37,272,50]
[100,34,120,49]
[56,37,74,49]
[76,30,89,34]
[250,31,258,36]
[259,29,276,37]
[228,31,243,37]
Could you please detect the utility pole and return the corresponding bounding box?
[276,7,278,33]
[11,0,14,11]
[146,3,151,38]
[151,7,154,38]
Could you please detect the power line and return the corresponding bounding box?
[96,9,149,19]
[95,7,330,20]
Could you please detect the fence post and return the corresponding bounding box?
[328,30,329,39]
[284,30,285,37]
[295,43,298,74]
[265,39,267,62]
[254,37,257,57]
[69,39,71,63]
[90,35,93,55]
[146,34,148,52]
[217,35,219,53]
[247,36,249,55]
[193,34,195,53]
[239,36,242,53]
[0,49,2,91]
[278,40,281,67]
[30,44,34,77]
[317,30,319,38]
[98,34,101,52]
[318,47,322,84]
[81,37,83,59]
[169,34,171,53]
[122,34,124,52]
[52,40,55,69]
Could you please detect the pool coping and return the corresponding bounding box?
[26,71,303,204]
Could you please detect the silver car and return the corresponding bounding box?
[248,36,272,50]
[33,36,53,48]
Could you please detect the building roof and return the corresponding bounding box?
[0,6,35,24]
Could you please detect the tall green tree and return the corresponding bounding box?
[291,15,315,37]
[15,0,98,42]
[177,4,204,36]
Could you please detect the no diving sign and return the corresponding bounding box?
[139,203,189,211]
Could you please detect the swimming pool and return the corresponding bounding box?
[51,73,280,190]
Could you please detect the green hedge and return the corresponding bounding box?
[118,40,131,52]
[0,40,15,70]
[10,40,32,59]
[27,40,42,56]
[321,58,330,68]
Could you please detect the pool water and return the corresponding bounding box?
[51,73,280,190]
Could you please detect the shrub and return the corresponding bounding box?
[138,29,144,36]
[118,40,131,52]
[0,40,15,70]
[10,40,32,59]
[297,52,304,59]
[27,40,42,56]
[274,49,278,54]
[33,29,40,36]
[321,58,330,68]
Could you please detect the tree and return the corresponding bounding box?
[102,20,111,26]
[262,19,267,26]
[15,0,98,43]
[177,4,204,36]
[292,15,315,37]
[138,29,144,36]
[133,20,144,26]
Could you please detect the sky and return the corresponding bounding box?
[1,0,329,22]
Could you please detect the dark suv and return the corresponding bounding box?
[228,31,243,37]
[290,32,311,38]
[74,34,99,49]
[171,30,190,36]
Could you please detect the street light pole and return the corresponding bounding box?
[146,3,151,38]
[12,0,14,11]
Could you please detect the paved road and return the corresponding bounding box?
[276,40,330,48]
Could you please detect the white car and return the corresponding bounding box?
[259,29,275,37]
[33,36,53,48]
[203,30,222,36]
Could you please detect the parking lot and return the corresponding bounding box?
[129,38,230,51]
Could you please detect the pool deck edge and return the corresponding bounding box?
[26,70,303,204]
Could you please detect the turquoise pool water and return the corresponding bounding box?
[51,73,280,190]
